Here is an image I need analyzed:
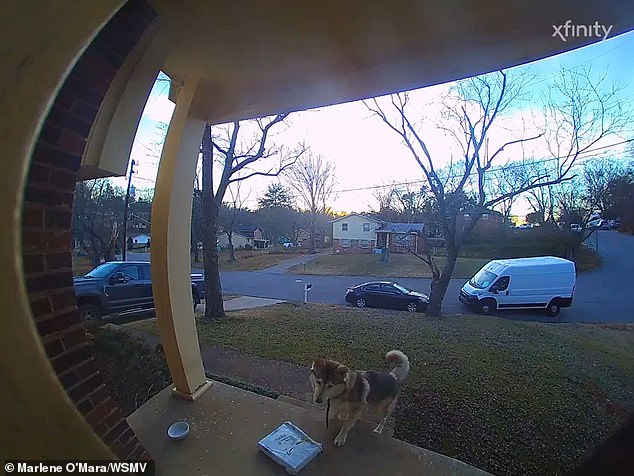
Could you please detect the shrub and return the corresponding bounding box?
[89,327,171,416]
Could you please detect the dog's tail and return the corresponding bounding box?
[386,350,409,384]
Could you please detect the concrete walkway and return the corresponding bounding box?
[223,296,285,311]
[121,325,311,399]
[257,250,329,274]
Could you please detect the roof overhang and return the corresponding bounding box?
[149,0,634,123]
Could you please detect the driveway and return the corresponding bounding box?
[571,230,634,323]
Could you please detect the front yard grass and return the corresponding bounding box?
[287,253,488,278]
[130,303,633,476]
[192,249,301,271]
[72,255,94,276]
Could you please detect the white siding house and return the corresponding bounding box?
[217,231,250,249]
[131,233,150,245]
[331,214,383,253]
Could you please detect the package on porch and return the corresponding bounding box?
[257,421,322,474]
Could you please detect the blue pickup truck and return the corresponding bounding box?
[74,261,205,320]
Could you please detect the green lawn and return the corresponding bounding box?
[192,249,301,271]
[72,255,94,276]
[130,303,633,476]
[287,253,489,278]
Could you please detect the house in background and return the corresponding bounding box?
[130,233,150,245]
[332,214,430,254]
[217,225,269,249]
[295,228,329,247]
[457,210,505,234]
[332,210,506,254]
[126,232,151,251]
[375,222,428,254]
[331,214,383,253]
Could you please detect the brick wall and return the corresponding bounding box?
[332,239,376,254]
[21,0,156,460]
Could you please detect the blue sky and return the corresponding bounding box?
[117,30,634,216]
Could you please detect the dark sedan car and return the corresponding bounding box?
[345,281,429,312]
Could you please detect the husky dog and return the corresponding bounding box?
[309,350,409,447]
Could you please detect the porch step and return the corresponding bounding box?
[277,394,395,437]
[129,380,491,475]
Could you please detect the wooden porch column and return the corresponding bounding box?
[151,77,212,400]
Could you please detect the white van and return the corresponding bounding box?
[459,256,576,316]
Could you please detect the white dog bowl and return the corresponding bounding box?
[167,421,190,440]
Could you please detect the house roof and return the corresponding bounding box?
[235,224,262,238]
[376,223,426,233]
[330,213,384,224]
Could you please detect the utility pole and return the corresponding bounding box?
[122,159,136,261]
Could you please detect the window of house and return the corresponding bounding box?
[341,239,351,248]
[341,223,348,232]
[482,213,489,220]
[363,222,370,232]
[361,239,369,248]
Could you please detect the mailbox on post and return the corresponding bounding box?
[304,283,312,303]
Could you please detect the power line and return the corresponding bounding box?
[333,138,634,194]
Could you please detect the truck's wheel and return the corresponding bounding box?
[546,299,561,317]
[479,299,496,315]
[79,302,102,321]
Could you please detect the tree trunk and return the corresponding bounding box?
[228,231,236,262]
[202,204,226,319]
[309,213,316,253]
[425,246,459,317]
[201,124,227,320]
[191,225,200,263]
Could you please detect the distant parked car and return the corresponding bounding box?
[345,281,429,312]
[282,242,298,248]
[570,224,582,232]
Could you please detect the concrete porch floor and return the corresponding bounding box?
[127,380,490,476]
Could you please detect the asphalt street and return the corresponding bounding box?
[128,230,633,323]
[218,231,634,323]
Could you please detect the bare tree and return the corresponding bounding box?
[369,67,629,316]
[371,183,400,222]
[543,67,628,183]
[219,183,250,262]
[486,162,530,223]
[553,158,628,259]
[367,71,562,317]
[72,179,123,266]
[284,153,337,253]
[393,184,431,224]
[583,158,627,217]
[200,115,305,320]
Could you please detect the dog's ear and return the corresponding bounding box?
[335,364,348,382]
[311,358,325,371]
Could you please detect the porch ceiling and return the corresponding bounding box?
[150,0,634,124]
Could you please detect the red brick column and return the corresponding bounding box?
[21,0,156,460]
